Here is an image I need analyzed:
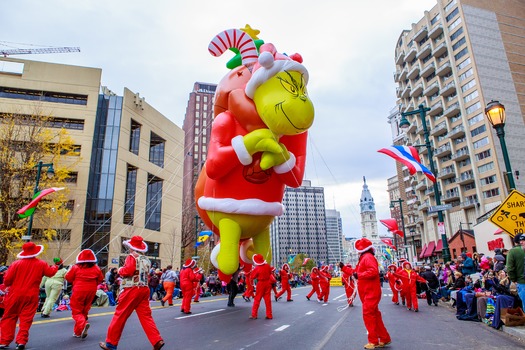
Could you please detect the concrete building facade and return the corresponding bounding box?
[390,0,525,259]
[0,57,184,269]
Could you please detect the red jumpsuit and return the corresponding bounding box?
[250,263,273,319]
[395,265,407,305]
[0,258,57,347]
[386,269,401,304]
[275,268,292,301]
[396,268,427,311]
[243,270,255,300]
[341,265,356,306]
[318,269,332,303]
[270,270,278,296]
[306,269,321,300]
[180,267,198,313]
[356,251,391,347]
[65,264,104,337]
[193,270,203,302]
[103,254,163,348]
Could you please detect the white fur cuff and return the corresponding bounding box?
[273,152,296,174]
[231,136,252,165]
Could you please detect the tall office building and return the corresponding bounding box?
[0,57,184,268]
[325,209,343,264]
[270,180,328,267]
[390,0,525,258]
[181,82,216,250]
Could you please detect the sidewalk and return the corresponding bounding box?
[441,298,525,343]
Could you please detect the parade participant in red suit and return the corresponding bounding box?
[396,258,408,306]
[65,249,104,339]
[193,267,203,302]
[306,266,321,301]
[386,264,401,305]
[270,267,278,297]
[0,242,58,350]
[395,261,427,312]
[242,268,255,302]
[354,238,391,349]
[99,236,164,350]
[318,266,332,303]
[180,259,198,314]
[275,263,293,302]
[340,262,356,306]
[249,254,273,319]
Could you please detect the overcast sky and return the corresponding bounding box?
[3,0,437,238]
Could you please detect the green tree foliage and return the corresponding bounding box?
[0,111,78,264]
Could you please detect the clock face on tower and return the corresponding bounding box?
[369,205,372,209]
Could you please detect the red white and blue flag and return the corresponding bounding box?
[378,145,436,182]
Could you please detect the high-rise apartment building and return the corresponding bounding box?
[390,0,525,258]
[270,180,328,267]
[325,209,343,264]
[0,57,184,268]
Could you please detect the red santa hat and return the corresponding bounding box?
[321,265,328,272]
[183,258,196,268]
[17,242,44,259]
[252,254,267,266]
[311,266,319,272]
[123,235,148,253]
[282,263,290,270]
[245,43,309,99]
[193,266,203,274]
[76,249,98,263]
[402,261,413,269]
[354,238,375,254]
[387,264,396,270]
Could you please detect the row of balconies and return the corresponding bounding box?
[396,31,448,69]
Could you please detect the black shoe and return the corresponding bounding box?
[0,345,8,349]
[81,323,90,339]
[306,296,310,301]
[41,313,50,318]
[160,300,165,307]
[287,299,293,302]
[194,300,199,303]
[184,311,192,314]
[16,344,25,350]
[414,309,419,312]
[153,340,165,350]
[394,302,399,305]
[275,296,278,302]
[265,316,273,319]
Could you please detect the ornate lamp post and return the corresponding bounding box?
[25,161,55,241]
[400,104,451,262]
[484,100,515,191]
[194,215,204,257]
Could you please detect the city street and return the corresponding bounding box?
[22,286,524,350]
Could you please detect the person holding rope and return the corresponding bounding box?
[275,263,293,302]
[420,265,440,306]
[386,264,401,305]
[354,238,391,349]
[318,265,332,303]
[306,266,321,301]
[339,262,357,307]
[99,236,164,350]
[65,249,104,339]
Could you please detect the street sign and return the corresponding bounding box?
[21,235,32,241]
[489,190,525,238]
[428,204,452,213]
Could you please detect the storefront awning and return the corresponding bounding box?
[423,241,436,257]
[435,239,443,253]
[419,244,428,259]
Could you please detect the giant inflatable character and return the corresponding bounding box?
[195,26,314,279]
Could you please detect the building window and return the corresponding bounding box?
[431,14,441,25]
[473,137,489,149]
[448,17,462,32]
[466,102,481,115]
[129,119,141,155]
[461,79,476,92]
[0,86,88,105]
[457,57,471,71]
[477,161,494,174]
[445,0,457,12]
[454,47,468,61]
[480,175,497,186]
[468,113,483,126]
[452,37,466,51]
[483,188,499,199]
[149,132,165,168]
[450,28,464,41]
[464,90,479,104]
[471,124,486,137]
[146,174,163,231]
[446,7,459,22]
[124,165,137,225]
[65,172,78,184]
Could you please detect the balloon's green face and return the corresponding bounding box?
[253,70,314,136]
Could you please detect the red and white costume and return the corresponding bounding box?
[242,269,255,301]
[341,263,356,306]
[318,266,332,303]
[355,238,391,348]
[193,267,203,302]
[180,259,198,314]
[99,236,164,350]
[270,267,278,296]
[0,242,57,348]
[275,263,292,301]
[395,261,427,312]
[306,267,321,301]
[65,249,104,338]
[385,264,401,305]
[250,254,273,319]
[395,259,408,305]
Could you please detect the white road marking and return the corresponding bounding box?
[175,308,225,319]
[275,325,290,332]
[306,311,315,315]
[333,293,346,300]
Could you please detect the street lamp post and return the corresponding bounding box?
[390,198,407,259]
[400,104,451,262]
[409,228,417,259]
[194,215,204,257]
[484,100,515,191]
[25,161,55,241]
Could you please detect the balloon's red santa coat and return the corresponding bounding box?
[354,238,391,348]
[0,242,57,349]
[99,236,164,350]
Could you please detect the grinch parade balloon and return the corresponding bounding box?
[195,25,314,281]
